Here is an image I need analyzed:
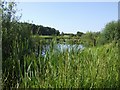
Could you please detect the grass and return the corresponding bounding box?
[32,35,81,39]
[32,35,81,45]
[2,39,119,88]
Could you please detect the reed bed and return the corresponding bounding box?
[2,39,119,88]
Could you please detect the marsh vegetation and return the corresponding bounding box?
[1,1,120,89]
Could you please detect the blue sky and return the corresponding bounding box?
[17,2,118,34]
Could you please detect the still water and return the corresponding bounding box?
[38,43,84,56]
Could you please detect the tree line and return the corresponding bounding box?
[22,22,60,36]
[80,21,120,47]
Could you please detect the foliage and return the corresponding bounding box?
[2,1,119,89]
[77,31,84,37]
[80,32,100,47]
[30,23,60,36]
[16,40,119,88]
[2,1,33,89]
[80,21,119,47]
[100,21,119,44]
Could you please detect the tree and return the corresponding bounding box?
[1,1,32,88]
[77,31,84,37]
[100,21,119,44]
[61,32,64,36]
[81,31,100,47]
[2,1,21,88]
[56,30,60,36]
[32,24,38,35]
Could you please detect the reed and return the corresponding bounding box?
[2,38,119,88]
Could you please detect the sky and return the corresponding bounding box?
[16,2,118,34]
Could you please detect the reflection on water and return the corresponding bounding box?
[39,43,84,56]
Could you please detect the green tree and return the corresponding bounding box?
[61,32,64,36]
[77,31,84,37]
[2,1,20,88]
[81,32,100,47]
[2,1,32,88]
[100,21,119,44]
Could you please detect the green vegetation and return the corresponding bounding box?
[2,38,119,88]
[1,1,120,89]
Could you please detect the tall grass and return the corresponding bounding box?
[3,38,119,88]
